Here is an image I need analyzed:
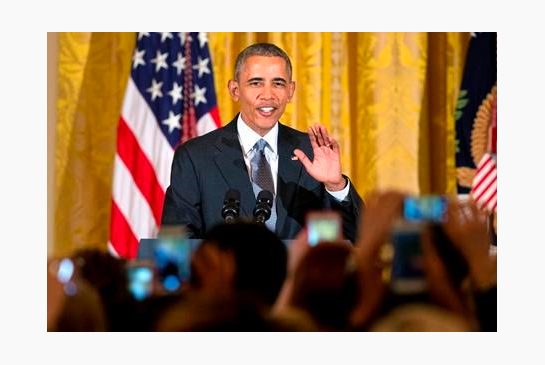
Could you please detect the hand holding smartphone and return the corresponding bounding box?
[155,226,191,294]
[389,220,427,295]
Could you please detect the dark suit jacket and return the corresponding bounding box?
[161,116,364,241]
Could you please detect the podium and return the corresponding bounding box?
[137,239,202,260]
[137,238,300,261]
[137,238,352,260]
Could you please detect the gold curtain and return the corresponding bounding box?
[53,32,134,256]
[51,32,469,257]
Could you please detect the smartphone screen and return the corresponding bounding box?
[390,221,427,295]
[403,196,447,223]
[48,257,78,296]
[154,236,191,293]
[127,263,154,301]
[306,211,342,246]
[55,258,75,284]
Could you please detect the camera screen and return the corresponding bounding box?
[403,196,447,223]
[308,218,340,246]
[390,223,427,294]
[127,265,154,301]
[154,237,191,293]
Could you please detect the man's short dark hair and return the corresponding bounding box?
[234,42,292,81]
[201,222,287,306]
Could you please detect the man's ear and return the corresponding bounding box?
[228,80,239,101]
[288,80,296,102]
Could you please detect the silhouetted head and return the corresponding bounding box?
[290,242,359,330]
[193,222,287,307]
[70,248,133,330]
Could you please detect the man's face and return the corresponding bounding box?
[228,55,295,136]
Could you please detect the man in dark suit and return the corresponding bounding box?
[161,43,363,241]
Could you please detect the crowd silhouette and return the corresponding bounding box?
[48,191,496,332]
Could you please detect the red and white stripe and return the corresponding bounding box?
[471,152,497,212]
[109,78,220,258]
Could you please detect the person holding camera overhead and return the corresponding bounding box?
[161,42,363,240]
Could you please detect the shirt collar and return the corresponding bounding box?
[236,114,278,157]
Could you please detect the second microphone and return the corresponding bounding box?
[253,190,273,224]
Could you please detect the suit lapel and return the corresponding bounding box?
[276,123,305,235]
[213,118,255,218]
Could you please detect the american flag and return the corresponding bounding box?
[109,32,221,258]
[471,152,497,212]
[471,99,497,213]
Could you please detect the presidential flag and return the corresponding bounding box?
[109,32,221,258]
[454,32,497,194]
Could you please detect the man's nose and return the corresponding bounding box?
[259,84,274,99]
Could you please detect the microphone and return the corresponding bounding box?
[221,189,241,223]
[253,190,273,224]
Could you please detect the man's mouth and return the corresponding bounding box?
[258,106,275,112]
[257,106,276,116]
